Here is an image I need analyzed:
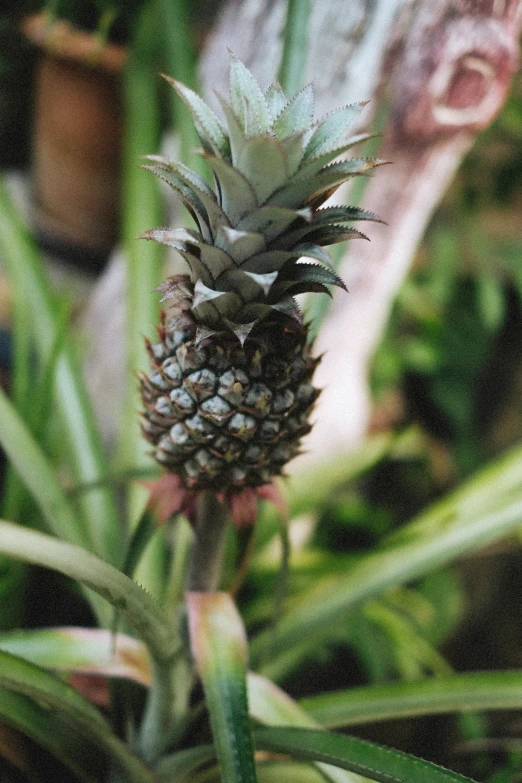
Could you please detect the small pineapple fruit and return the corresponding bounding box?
[140,56,382,493]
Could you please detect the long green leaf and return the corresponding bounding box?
[187,592,258,783]
[248,672,362,783]
[257,763,330,783]
[0,650,154,783]
[28,298,71,441]
[156,744,216,782]
[155,0,203,172]
[121,7,163,429]
[255,431,394,553]
[1,230,32,521]
[0,387,90,548]
[160,754,331,783]
[0,519,180,763]
[251,479,522,677]
[0,627,151,687]
[254,726,474,783]
[0,521,178,666]
[301,670,522,728]
[0,177,121,565]
[277,0,312,96]
[0,688,103,783]
[0,388,111,624]
[118,3,166,600]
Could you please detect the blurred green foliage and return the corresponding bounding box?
[372,72,522,477]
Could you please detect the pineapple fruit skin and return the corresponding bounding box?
[140,57,382,493]
[141,312,319,491]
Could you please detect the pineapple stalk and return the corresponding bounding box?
[187,490,229,591]
[140,55,383,533]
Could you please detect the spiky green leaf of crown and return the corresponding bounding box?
[141,55,384,344]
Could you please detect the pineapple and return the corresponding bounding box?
[140,56,382,494]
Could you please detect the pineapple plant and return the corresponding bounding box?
[140,55,383,497]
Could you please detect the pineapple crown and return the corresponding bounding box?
[141,54,384,344]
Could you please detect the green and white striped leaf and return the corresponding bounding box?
[313,205,384,225]
[250,447,522,679]
[275,261,346,292]
[236,136,288,204]
[0,521,178,667]
[163,74,229,158]
[303,103,367,161]
[0,627,151,687]
[265,83,288,120]
[298,133,376,178]
[274,85,314,139]
[237,206,310,243]
[302,670,522,729]
[206,156,258,224]
[230,55,271,136]
[0,688,103,783]
[248,673,362,783]
[0,650,153,783]
[140,173,213,242]
[216,226,266,263]
[0,178,120,566]
[144,160,230,234]
[254,726,474,783]
[187,592,258,783]
[0,388,89,549]
[268,159,383,209]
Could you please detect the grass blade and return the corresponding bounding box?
[0,627,151,687]
[112,3,167,601]
[187,592,258,783]
[0,386,91,549]
[277,0,312,96]
[301,670,522,728]
[0,520,179,666]
[255,726,474,783]
[255,431,394,552]
[0,177,121,565]
[1,232,32,521]
[156,744,216,782]
[0,688,103,783]
[248,672,362,783]
[0,383,107,627]
[0,650,154,783]
[155,0,202,172]
[251,444,522,677]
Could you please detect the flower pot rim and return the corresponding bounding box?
[21,12,126,74]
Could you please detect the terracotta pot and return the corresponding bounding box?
[22,14,126,266]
